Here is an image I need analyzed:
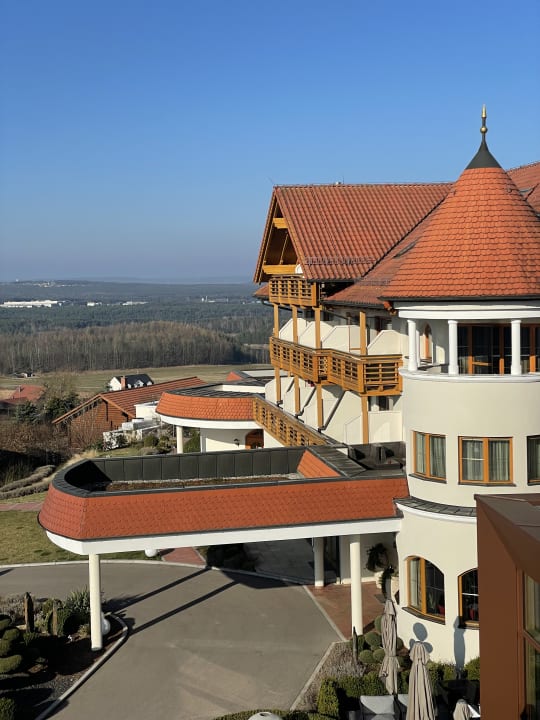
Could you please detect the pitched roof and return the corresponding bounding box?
[383,154,540,301]
[53,377,205,424]
[7,385,44,403]
[508,160,540,214]
[39,476,408,541]
[254,183,450,282]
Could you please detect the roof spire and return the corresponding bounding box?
[465,104,501,170]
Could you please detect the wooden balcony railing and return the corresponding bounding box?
[269,277,319,307]
[270,337,402,395]
[269,337,326,383]
[327,351,403,395]
[253,397,328,447]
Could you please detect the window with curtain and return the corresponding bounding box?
[528,436,540,484]
[413,432,446,481]
[459,569,479,624]
[524,575,540,717]
[407,557,445,619]
[460,437,512,484]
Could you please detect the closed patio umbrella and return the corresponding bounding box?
[406,641,436,720]
[453,699,472,719]
[379,599,400,694]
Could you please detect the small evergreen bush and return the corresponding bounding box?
[143,433,158,447]
[358,649,375,664]
[359,670,387,695]
[0,638,13,658]
[317,678,340,718]
[373,615,382,633]
[464,656,480,681]
[338,675,362,699]
[1,628,20,644]
[365,630,382,649]
[0,697,16,720]
[396,636,404,651]
[64,587,90,624]
[0,655,23,674]
[399,669,410,693]
[22,631,41,647]
[0,617,11,634]
[372,648,386,663]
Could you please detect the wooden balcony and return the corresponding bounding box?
[269,277,319,307]
[326,351,403,395]
[270,337,402,395]
[253,397,328,447]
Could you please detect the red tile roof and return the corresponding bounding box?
[508,160,540,213]
[297,449,341,478]
[53,377,205,424]
[39,477,408,541]
[157,391,255,421]
[254,183,450,282]
[6,385,44,403]
[383,165,540,301]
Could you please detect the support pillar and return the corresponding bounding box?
[176,426,184,454]
[350,535,363,636]
[359,311,367,355]
[448,320,459,375]
[89,553,103,651]
[407,319,418,371]
[339,536,351,585]
[313,536,325,587]
[511,319,522,375]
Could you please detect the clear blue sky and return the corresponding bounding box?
[1,0,539,283]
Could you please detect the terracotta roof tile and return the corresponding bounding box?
[254,183,450,282]
[383,165,540,300]
[157,392,255,421]
[39,477,409,541]
[297,449,341,478]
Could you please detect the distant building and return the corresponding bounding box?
[107,374,155,392]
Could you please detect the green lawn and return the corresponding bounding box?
[0,511,150,565]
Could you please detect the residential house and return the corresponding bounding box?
[107,374,154,392]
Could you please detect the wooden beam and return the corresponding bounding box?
[272,217,288,229]
[263,264,297,275]
[361,396,369,443]
[360,311,367,355]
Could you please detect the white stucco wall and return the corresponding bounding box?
[321,325,361,352]
[395,508,479,665]
[403,373,540,505]
[325,391,362,443]
[369,411,403,443]
[201,428,259,452]
[367,329,402,355]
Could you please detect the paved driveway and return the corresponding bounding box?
[1,562,340,719]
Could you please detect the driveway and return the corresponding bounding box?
[0,562,340,719]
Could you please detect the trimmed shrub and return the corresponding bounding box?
[317,678,340,718]
[365,630,382,648]
[464,656,480,681]
[2,628,20,644]
[427,661,458,687]
[358,649,375,664]
[359,670,387,696]
[143,433,158,447]
[0,697,16,720]
[372,648,386,663]
[338,675,363,699]
[0,654,23,674]
[0,638,13,658]
[373,615,382,633]
[56,609,80,637]
[399,669,410,693]
[396,636,404,651]
[0,617,11,634]
[64,587,90,624]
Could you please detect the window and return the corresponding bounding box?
[414,432,446,480]
[459,569,479,624]
[528,437,540,484]
[457,324,540,375]
[407,557,445,619]
[524,575,540,716]
[459,437,512,484]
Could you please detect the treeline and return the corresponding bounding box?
[0,321,268,374]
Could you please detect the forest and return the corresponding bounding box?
[0,282,272,373]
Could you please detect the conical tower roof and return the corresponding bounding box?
[383,110,540,301]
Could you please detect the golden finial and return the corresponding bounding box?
[481,104,487,135]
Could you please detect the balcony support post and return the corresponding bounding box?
[316,383,323,429]
[407,319,418,371]
[511,319,522,375]
[350,535,363,635]
[448,320,459,375]
[313,536,325,588]
[360,311,367,355]
[361,396,369,443]
[89,553,103,651]
[339,536,351,584]
[315,307,321,349]
[176,426,184,454]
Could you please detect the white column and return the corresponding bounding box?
[350,534,363,635]
[511,319,522,375]
[176,426,184,454]
[339,535,351,585]
[448,320,459,375]
[89,553,103,651]
[313,536,325,588]
[407,320,418,371]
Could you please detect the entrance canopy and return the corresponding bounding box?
[39,446,407,555]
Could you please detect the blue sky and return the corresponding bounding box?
[1,0,539,283]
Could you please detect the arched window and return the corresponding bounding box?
[459,569,479,624]
[407,557,445,619]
